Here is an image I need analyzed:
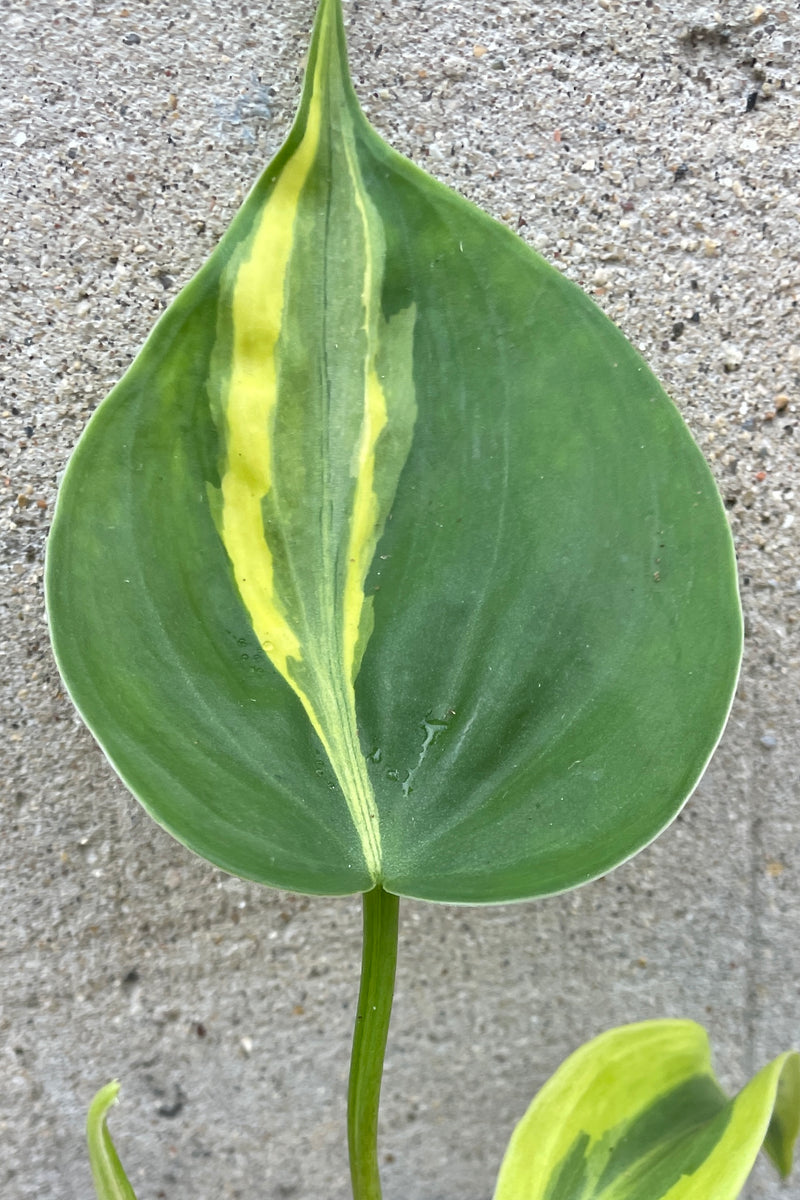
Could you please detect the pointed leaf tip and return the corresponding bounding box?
[303,0,357,117]
[87,1081,139,1200]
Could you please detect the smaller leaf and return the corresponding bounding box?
[86,1081,139,1200]
[765,1046,800,1177]
[493,1020,800,1200]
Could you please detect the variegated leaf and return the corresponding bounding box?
[45,0,741,902]
[493,1021,800,1200]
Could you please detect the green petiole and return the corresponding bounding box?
[348,886,400,1200]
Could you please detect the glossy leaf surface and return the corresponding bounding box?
[87,1082,138,1200]
[46,0,741,901]
[493,1021,800,1200]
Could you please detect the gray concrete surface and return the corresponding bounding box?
[2,1,798,1197]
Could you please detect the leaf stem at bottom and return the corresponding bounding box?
[348,885,400,1200]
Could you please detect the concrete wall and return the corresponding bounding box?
[2,1,798,1197]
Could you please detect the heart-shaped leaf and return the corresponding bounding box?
[493,1020,800,1200]
[45,0,741,902]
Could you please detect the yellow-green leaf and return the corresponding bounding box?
[493,1021,800,1200]
[86,1082,138,1200]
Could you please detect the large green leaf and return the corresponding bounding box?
[493,1020,800,1200]
[45,0,741,902]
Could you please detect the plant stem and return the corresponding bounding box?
[348,885,400,1200]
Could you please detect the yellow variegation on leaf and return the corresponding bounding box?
[45,4,789,1200]
[493,1021,800,1200]
[208,16,416,880]
[46,0,742,904]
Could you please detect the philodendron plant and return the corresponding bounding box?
[45,1,799,1197]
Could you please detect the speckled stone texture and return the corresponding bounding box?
[1,1,798,1198]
